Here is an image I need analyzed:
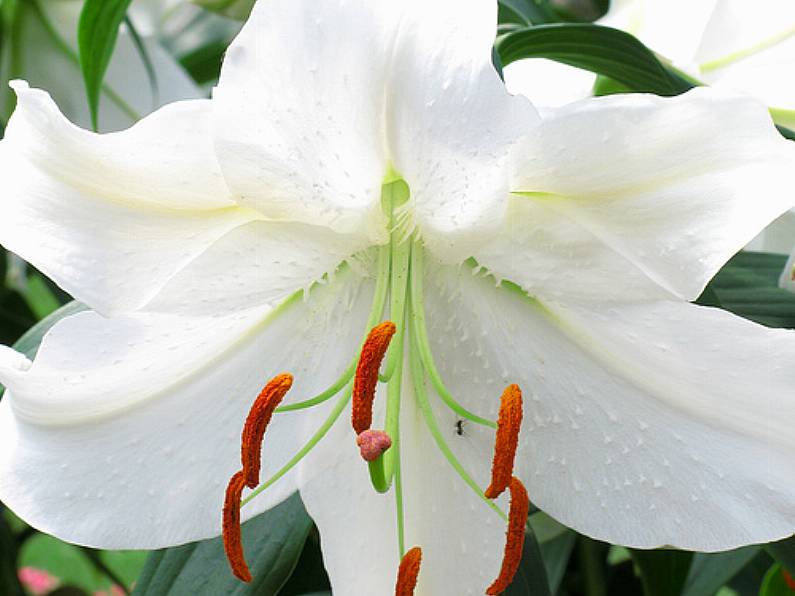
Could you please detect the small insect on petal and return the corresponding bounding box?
[395,546,423,596]
[352,321,396,434]
[222,470,251,583]
[486,477,530,595]
[241,373,293,488]
[485,384,523,499]
[356,429,392,462]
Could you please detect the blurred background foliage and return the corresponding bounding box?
[1,0,795,595]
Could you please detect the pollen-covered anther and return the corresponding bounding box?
[222,470,252,583]
[241,373,293,488]
[356,429,392,462]
[485,384,523,499]
[352,321,397,435]
[486,477,530,595]
[395,546,422,596]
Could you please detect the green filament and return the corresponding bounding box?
[242,382,353,507]
[408,325,507,521]
[409,246,497,429]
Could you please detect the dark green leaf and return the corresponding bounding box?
[630,549,693,596]
[498,0,558,25]
[77,0,134,131]
[541,530,576,593]
[496,23,692,96]
[682,546,759,596]
[699,252,795,328]
[179,40,229,85]
[133,493,312,595]
[777,125,795,142]
[505,524,552,596]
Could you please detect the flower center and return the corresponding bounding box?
[221,177,530,593]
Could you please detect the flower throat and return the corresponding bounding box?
[221,178,529,595]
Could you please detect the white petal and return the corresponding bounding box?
[0,84,256,315]
[386,0,539,262]
[213,0,537,257]
[300,373,504,595]
[497,88,795,302]
[143,220,364,316]
[425,262,795,551]
[503,58,596,107]
[0,267,375,548]
[212,0,393,240]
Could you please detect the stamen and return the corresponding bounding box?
[356,429,392,462]
[395,546,422,596]
[485,385,523,500]
[222,470,252,583]
[486,477,530,595]
[241,373,294,488]
[352,321,397,434]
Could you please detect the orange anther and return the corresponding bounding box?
[222,470,251,583]
[241,373,293,488]
[784,568,795,590]
[352,321,396,434]
[485,385,523,499]
[395,546,423,596]
[486,477,529,595]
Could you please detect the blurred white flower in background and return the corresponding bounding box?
[0,0,203,132]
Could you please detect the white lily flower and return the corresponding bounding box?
[2,0,795,593]
[506,0,795,125]
[1,0,202,131]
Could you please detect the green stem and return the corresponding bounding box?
[409,245,496,429]
[408,325,506,521]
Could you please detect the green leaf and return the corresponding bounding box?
[498,0,558,25]
[541,530,576,593]
[682,547,759,596]
[630,549,693,596]
[133,493,312,595]
[77,0,134,131]
[192,0,254,20]
[496,23,692,96]
[760,563,795,596]
[699,252,795,329]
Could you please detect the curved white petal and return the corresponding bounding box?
[300,373,505,595]
[213,0,537,257]
[0,84,257,315]
[495,88,795,303]
[425,262,795,551]
[386,0,539,262]
[503,58,596,108]
[212,0,393,240]
[143,220,363,316]
[0,267,375,548]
